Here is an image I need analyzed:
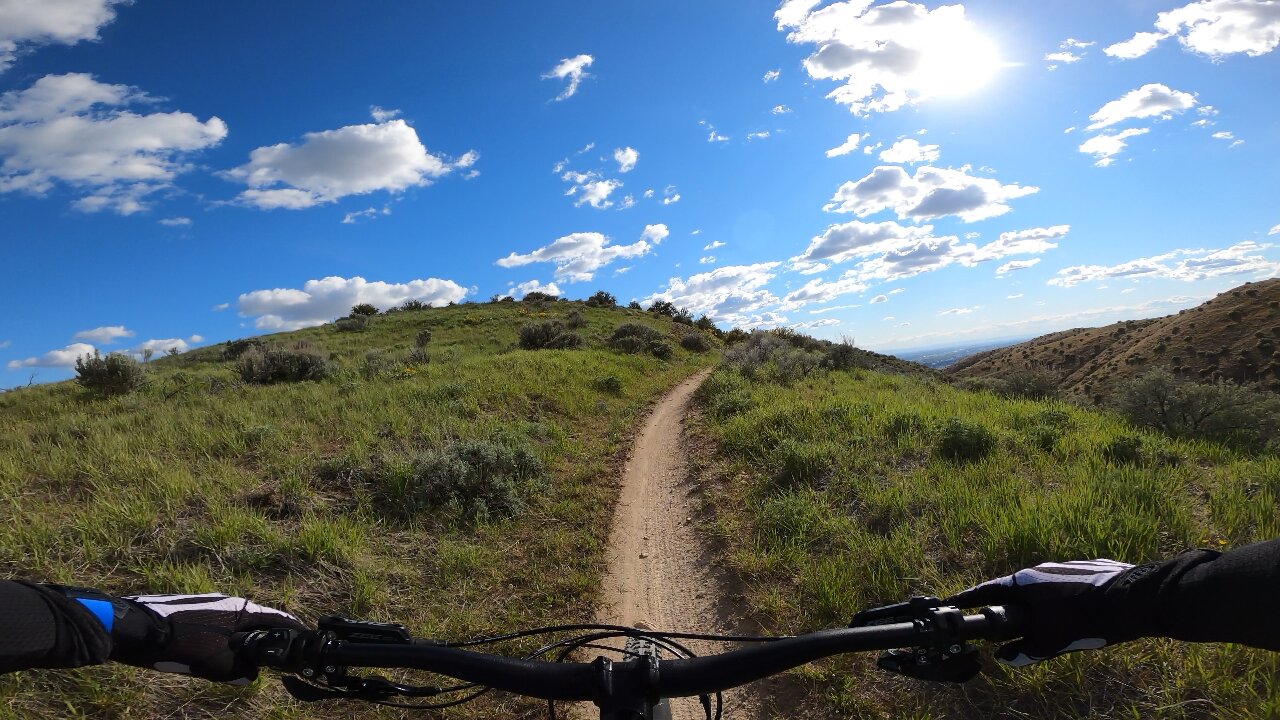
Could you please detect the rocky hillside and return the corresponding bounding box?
[948,279,1280,402]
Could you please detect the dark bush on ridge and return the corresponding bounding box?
[937,418,996,463]
[522,291,558,303]
[585,291,617,308]
[519,321,582,350]
[350,303,379,316]
[405,440,543,522]
[679,333,712,353]
[610,323,663,348]
[75,350,146,396]
[398,299,427,312]
[237,345,333,384]
[673,307,694,325]
[823,342,866,371]
[335,314,371,332]
[647,300,677,317]
[627,300,642,310]
[222,338,265,360]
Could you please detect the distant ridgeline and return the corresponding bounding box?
[947,279,1280,403]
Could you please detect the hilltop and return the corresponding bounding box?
[948,279,1280,402]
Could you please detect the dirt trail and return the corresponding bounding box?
[596,369,765,720]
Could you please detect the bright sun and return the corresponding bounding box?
[913,30,1002,98]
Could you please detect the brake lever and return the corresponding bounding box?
[849,596,981,683]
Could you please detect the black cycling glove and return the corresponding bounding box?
[946,559,1137,666]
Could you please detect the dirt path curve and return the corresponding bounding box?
[596,368,765,720]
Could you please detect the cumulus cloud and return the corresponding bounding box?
[870,294,888,304]
[369,105,400,122]
[212,302,229,312]
[700,120,729,143]
[73,325,133,344]
[1105,1,1280,59]
[971,225,1068,262]
[1269,224,1280,235]
[792,219,937,267]
[823,165,1038,223]
[644,263,782,325]
[496,224,667,283]
[0,73,227,214]
[237,275,469,330]
[0,0,126,73]
[159,217,191,226]
[613,146,638,173]
[996,258,1041,276]
[747,131,771,141]
[939,306,978,315]
[809,303,859,314]
[1044,37,1095,69]
[704,240,726,251]
[776,0,1001,115]
[227,119,474,210]
[7,342,97,369]
[779,276,871,311]
[1087,83,1197,130]
[826,133,863,157]
[560,170,622,209]
[507,279,563,299]
[1049,241,1280,287]
[662,185,681,204]
[763,69,781,82]
[1078,127,1150,167]
[791,318,841,329]
[879,138,940,163]
[700,256,717,264]
[543,54,594,100]
[341,206,391,224]
[772,104,791,114]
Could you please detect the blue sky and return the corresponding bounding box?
[2,0,1279,386]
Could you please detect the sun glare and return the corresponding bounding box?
[913,30,1002,98]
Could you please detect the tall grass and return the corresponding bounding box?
[693,366,1279,719]
[0,301,715,718]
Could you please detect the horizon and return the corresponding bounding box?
[4,1,1279,387]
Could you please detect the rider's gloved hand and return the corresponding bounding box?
[62,590,307,684]
[946,559,1138,667]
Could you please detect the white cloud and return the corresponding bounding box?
[0,73,227,214]
[543,54,594,100]
[212,302,229,312]
[791,318,841,330]
[0,0,125,73]
[507,279,563,299]
[1049,241,1280,287]
[823,165,1038,223]
[776,0,1001,115]
[73,325,133,344]
[1086,83,1197,130]
[779,276,870,311]
[1078,127,1150,167]
[1044,51,1084,67]
[889,287,905,295]
[809,303,859,314]
[134,337,189,356]
[644,263,782,325]
[341,206,390,224]
[870,294,888,304]
[369,105,400,122]
[8,342,96,369]
[703,240,726,251]
[643,188,655,199]
[1007,293,1024,299]
[1062,39,1095,49]
[188,334,203,343]
[996,258,1041,276]
[159,217,191,226]
[793,219,937,267]
[700,120,729,143]
[797,263,829,275]
[1105,0,1280,60]
[1269,224,1280,235]
[237,275,469,331]
[763,69,781,82]
[617,194,636,210]
[771,104,791,114]
[700,256,717,264]
[496,224,667,283]
[1212,130,1235,139]
[561,170,622,209]
[662,185,681,204]
[1192,118,1214,127]
[826,133,863,157]
[747,131,771,140]
[613,146,638,173]
[227,119,473,210]
[971,225,1069,262]
[879,138,940,164]
[940,306,978,315]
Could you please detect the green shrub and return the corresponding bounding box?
[592,375,624,395]
[585,290,617,308]
[679,332,711,352]
[774,440,834,487]
[404,440,543,522]
[221,338,264,360]
[937,418,996,463]
[1101,435,1144,465]
[611,336,648,354]
[361,350,399,379]
[883,411,925,440]
[823,342,867,371]
[237,345,333,384]
[610,323,663,353]
[565,310,587,329]
[1113,369,1280,450]
[673,307,694,325]
[75,350,146,396]
[519,321,582,350]
[627,300,642,310]
[649,341,673,360]
[1000,367,1061,400]
[408,347,430,365]
[335,314,370,332]
[350,303,379,316]
[522,291,558,303]
[397,299,427,312]
[647,300,677,317]
[415,329,432,347]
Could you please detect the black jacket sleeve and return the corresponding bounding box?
[1108,537,1280,650]
[0,580,112,674]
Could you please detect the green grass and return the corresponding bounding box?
[0,300,717,718]
[692,365,1279,719]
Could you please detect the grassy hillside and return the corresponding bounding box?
[692,358,1278,718]
[0,300,717,718]
[948,279,1280,402]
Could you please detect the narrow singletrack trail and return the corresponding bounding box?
[596,368,765,720]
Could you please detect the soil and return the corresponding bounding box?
[595,369,767,720]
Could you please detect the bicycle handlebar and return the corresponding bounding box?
[234,602,1024,704]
